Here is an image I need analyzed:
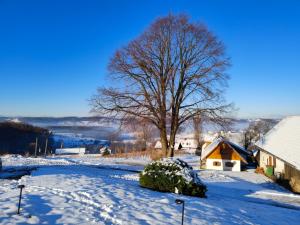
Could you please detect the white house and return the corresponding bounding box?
[154,135,198,153]
[201,137,252,171]
[55,148,86,155]
[256,116,300,193]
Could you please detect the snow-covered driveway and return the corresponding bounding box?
[1,156,300,225]
[200,170,300,209]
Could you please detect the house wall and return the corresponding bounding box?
[176,138,198,150]
[284,164,300,193]
[275,158,285,174]
[206,159,241,171]
[55,148,85,155]
[259,151,285,174]
[259,151,270,168]
[258,150,300,193]
[154,138,198,151]
[205,143,243,171]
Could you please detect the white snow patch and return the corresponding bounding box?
[1,155,300,224]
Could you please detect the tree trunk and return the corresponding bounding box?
[193,116,202,148]
[160,127,168,157]
[168,131,176,157]
[168,115,178,157]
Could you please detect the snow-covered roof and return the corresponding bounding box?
[154,141,162,149]
[201,137,223,160]
[256,116,300,170]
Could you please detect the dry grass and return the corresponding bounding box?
[150,149,165,160]
[103,148,185,161]
[103,149,162,160]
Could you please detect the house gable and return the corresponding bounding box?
[206,142,244,162]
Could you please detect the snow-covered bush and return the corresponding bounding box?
[139,158,207,197]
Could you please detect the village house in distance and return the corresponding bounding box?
[154,135,198,153]
[255,116,300,193]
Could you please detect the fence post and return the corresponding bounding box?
[34,138,38,158]
[44,138,48,157]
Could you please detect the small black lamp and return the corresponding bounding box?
[17,185,25,214]
[175,199,185,225]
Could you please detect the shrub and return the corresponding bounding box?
[139,158,207,197]
[255,167,264,174]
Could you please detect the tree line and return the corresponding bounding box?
[0,122,54,156]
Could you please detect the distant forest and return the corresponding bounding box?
[0,122,54,155]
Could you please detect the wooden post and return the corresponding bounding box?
[34,137,38,158]
[44,138,48,157]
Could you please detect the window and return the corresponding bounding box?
[225,162,234,167]
[213,161,221,166]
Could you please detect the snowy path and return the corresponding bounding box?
[1,156,300,224]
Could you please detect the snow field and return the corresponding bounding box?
[1,155,300,224]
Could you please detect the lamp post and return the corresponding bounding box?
[175,199,185,225]
[17,185,25,214]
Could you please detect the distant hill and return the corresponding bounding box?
[0,116,110,127]
[0,117,280,143]
[0,116,279,131]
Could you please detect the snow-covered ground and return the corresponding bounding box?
[1,155,300,225]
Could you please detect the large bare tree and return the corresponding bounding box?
[91,14,231,157]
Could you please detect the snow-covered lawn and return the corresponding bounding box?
[1,155,300,225]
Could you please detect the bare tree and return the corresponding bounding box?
[123,117,158,149]
[192,114,232,148]
[192,115,203,148]
[242,119,276,149]
[106,128,122,153]
[91,14,231,157]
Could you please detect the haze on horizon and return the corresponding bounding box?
[1,0,300,119]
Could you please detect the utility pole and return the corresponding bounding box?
[44,138,48,157]
[34,137,38,158]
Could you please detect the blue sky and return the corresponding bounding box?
[0,0,299,118]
